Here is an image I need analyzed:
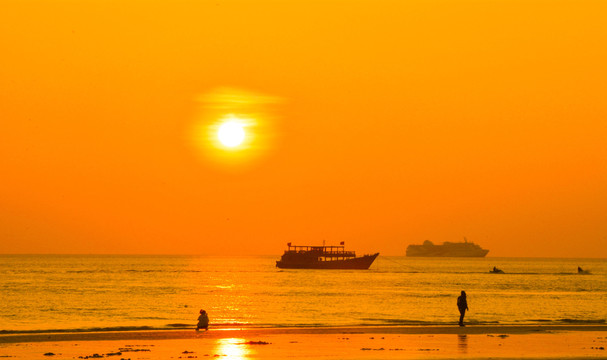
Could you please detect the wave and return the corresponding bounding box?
[0,322,251,335]
[59,269,269,274]
[360,318,500,326]
[558,319,605,324]
[8,268,596,276]
[0,326,158,335]
[354,270,596,276]
[66,269,203,274]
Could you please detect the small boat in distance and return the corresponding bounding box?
[406,238,489,257]
[276,243,379,269]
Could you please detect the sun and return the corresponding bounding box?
[217,119,246,148]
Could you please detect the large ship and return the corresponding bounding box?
[276,243,379,269]
[406,238,489,257]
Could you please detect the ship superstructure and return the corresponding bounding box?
[406,238,489,257]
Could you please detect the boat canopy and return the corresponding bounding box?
[285,244,356,258]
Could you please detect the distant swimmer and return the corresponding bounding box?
[457,291,469,327]
[578,266,591,275]
[196,309,209,331]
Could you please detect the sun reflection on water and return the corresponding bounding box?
[213,338,252,359]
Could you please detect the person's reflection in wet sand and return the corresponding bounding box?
[458,334,468,354]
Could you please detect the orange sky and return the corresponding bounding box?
[1,0,606,257]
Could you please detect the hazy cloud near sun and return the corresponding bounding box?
[196,87,283,112]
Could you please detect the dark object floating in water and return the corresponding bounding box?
[490,266,504,274]
[276,243,379,269]
[406,238,489,257]
[578,266,591,275]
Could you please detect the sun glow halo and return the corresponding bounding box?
[217,120,246,148]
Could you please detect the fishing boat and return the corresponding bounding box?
[276,243,379,269]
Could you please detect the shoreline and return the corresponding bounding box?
[2,324,606,344]
[2,325,606,359]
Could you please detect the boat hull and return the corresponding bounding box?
[276,253,379,270]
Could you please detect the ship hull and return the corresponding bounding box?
[276,253,379,269]
[406,247,489,257]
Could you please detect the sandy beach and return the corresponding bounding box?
[1,325,606,359]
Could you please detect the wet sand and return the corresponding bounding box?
[1,325,606,359]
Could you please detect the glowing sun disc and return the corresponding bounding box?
[217,121,246,147]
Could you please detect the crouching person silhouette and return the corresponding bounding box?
[196,309,209,331]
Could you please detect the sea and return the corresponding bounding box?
[0,255,605,333]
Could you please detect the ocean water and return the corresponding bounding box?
[0,255,605,333]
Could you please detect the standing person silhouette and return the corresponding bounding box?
[196,309,209,331]
[457,291,469,327]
